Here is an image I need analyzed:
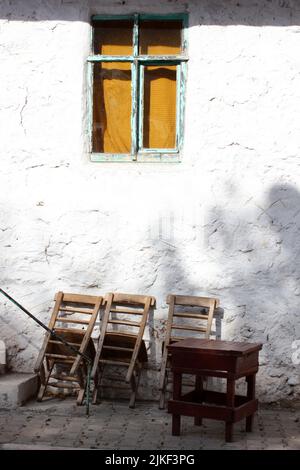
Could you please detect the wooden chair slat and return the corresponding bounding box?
[102,345,134,352]
[51,374,78,382]
[48,381,81,389]
[171,324,208,332]
[110,307,144,315]
[108,319,141,327]
[92,292,155,408]
[159,294,219,410]
[173,312,209,320]
[48,340,80,347]
[106,292,156,307]
[55,292,101,304]
[59,306,94,314]
[100,359,131,366]
[35,292,103,405]
[57,317,90,325]
[167,294,220,308]
[45,353,76,359]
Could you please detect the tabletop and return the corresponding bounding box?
[167,338,263,356]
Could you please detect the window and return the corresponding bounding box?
[87,14,188,162]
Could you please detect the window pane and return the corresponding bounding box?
[143,65,177,149]
[93,20,133,55]
[93,62,131,153]
[139,20,182,55]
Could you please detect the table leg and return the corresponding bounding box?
[246,374,256,432]
[172,371,182,436]
[225,377,235,442]
[194,375,203,426]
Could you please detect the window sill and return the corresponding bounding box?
[90,153,181,163]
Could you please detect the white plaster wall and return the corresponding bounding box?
[0,0,299,402]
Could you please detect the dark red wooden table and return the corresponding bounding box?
[167,338,263,442]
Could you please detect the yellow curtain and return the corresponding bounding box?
[143,65,177,149]
[139,20,182,55]
[93,62,131,154]
[93,20,133,55]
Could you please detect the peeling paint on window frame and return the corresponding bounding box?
[87,13,188,163]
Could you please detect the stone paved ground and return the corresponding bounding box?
[0,399,299,450]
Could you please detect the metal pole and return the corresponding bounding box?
[0,288,90,362]
[0,288,92,415]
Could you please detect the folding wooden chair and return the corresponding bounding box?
[34,292,103,405]
[91,292,156,408]
[158,294,219,409]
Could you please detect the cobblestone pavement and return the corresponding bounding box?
[0,399,299,450]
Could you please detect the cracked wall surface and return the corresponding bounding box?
[0,0,300,402]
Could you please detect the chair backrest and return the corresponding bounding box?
[165,294,219,344]
[158,293,220,409]
[35,292,103,375]
[92,292,155,382]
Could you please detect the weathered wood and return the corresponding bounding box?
[159,295,175,394]
[171,324,208,332]
[99,359,131,366]
[59,306,94,314]
[70,296,102,375]
[35,292,103,404]
[88,13,188,163]
[106,292,156,307]
[110,307,144,315]
[166,294,219,308]
[92,292,155,407]
[91,293,113,379]
[45,353,76,360]
[173,312,209,319]
[51,374,78,382]
[48,340,80,347]
[55,292,101,305]
[57,318,90,325]
[48,381,81,390]
[34,292,64,373]
[108,319,140,327]
[158,294,219,409]
[102,345,134,352]
[168,338,262,357]
[167,338,262,443]
[126,296,151,383]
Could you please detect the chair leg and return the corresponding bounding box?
[92,365,101,404]
[159,389,166,410]
[77,388,85,406]
[37,361,53,401]
[159,367,171,410]
[76,367,86,406]
[129,365,142,409]
[158,347,169,408]
[93,363,105,404]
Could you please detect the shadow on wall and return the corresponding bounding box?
[142,183,300,401]
[204,183,300,400]
[0,0,300,26]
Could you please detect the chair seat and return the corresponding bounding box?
[158,294,219,409]
[101,332,148,363]
[47,328,96,361]
[92,292,155,407]
[34,292,103,405]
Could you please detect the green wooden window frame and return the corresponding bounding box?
[87,13,188,163]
